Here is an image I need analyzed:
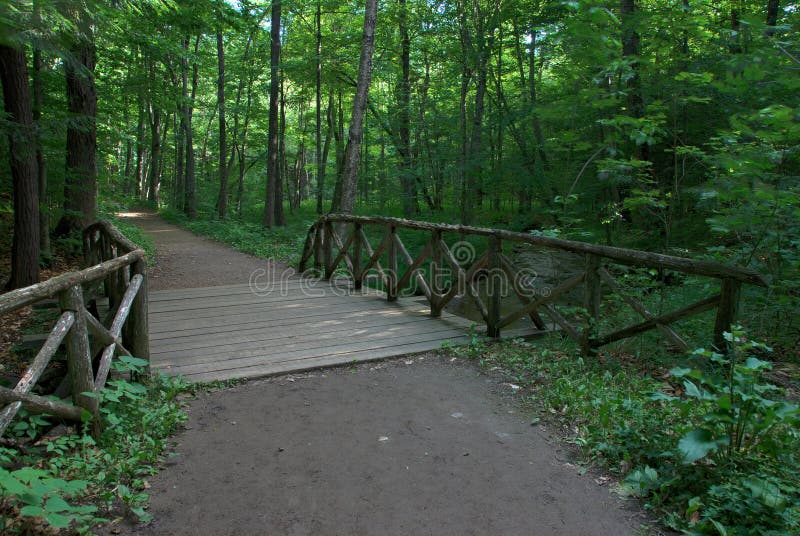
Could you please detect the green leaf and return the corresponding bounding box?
[44,496,71,513]
[678,429,727,464]
[44,512,72,528]
[19,505,44,517]
[683,380,703,399]
[742,357,771,371]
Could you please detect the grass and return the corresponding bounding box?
[450,334,800,535]
[159,206,314,265]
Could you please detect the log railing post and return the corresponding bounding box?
[313,222,324,274]
[58,285,99,432]
[486,235,502,338]
[387,225,398,302]
[713,278,741,351]
[124,258,150,375]
[323,221,334,279]
[352,223,363,290]
[430,230,443,317]
[582,254,602,355]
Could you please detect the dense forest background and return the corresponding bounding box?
[1,0,798,342]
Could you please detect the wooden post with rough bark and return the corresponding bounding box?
[323,221,334,279]
[125,258,150,375]
[352,223,363,289]
[713,278,741,351]
[430,230,443,317]
[387,225,398,302]
[582,254,602,354]
[486,235,502,338]
[58,285,99,433]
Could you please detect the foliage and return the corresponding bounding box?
[454,331,800,535]
[159,206,312,264]
[0,357,189,533]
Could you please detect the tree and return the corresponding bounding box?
[263,0,284,227]
[216,27,229,220]
[56,6,98,235]
[0,42,40,289]
[331,0,379,214]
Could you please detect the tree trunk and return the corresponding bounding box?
[264,0,283,227]
[766,0,780,31]
[621,0,647,161]
[398,0,415,217]
[315,0,324,214]
[184,36,199,219]
[0,44,40,289]
[31,7,49,258]
[216,29,228,220]
[333,0,379,215]
[57,12,97,235]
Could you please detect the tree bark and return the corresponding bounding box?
[32,1,49,258]
[0,44,40,289]
[264,0,283,227]
[398,0,416,217]
[184,36,199,218]
[333,0,379,215]
[56,11,97,235]
[315,0,324,214]
[621,0,647,161]
[216,29,228,220]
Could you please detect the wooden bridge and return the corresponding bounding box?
[0,216,768,436]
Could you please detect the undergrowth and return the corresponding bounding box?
[454,329,800,535]
[159,207,310,264]
[0,357,189,533]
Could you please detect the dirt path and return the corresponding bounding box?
[114,212,650,535]
[117,211,288,291]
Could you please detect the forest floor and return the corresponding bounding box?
[108,211,652,535]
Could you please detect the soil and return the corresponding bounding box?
[116,211,289,291]
[110,212,653,535]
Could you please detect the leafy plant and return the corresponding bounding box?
[660,327,799,465]
[0,357,189,533]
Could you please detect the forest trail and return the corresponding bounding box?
[111,212,649,535]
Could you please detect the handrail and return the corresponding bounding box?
[0,220,149,438]
[299,214,769,355]
[317,214,768,287]
[0,250,144,314]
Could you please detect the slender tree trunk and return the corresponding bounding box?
[333,0,379,214]
[57,11,97,235]
[134,63,146,200]
[315,0,324,214]
[766,0,780,32]
[276,75,286,225]
[184,36,199,218]
[216,30,228,220]
[320,91,334,210]
[264,0,283,227]
[31,6,49,258]
[398,0,415,216]
[0,44,40,289]
[621,0,647,161]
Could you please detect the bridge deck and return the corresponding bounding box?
[149,280,536,383]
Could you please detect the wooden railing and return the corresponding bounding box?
[299,214,768,354]
[0,221,149,437]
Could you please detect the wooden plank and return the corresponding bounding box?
[181,339,466,383]
[148,295,395,330]
[155,328,471,377]
[152,320,466,363]
[150,310,433,353]
[497,272,586,330]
